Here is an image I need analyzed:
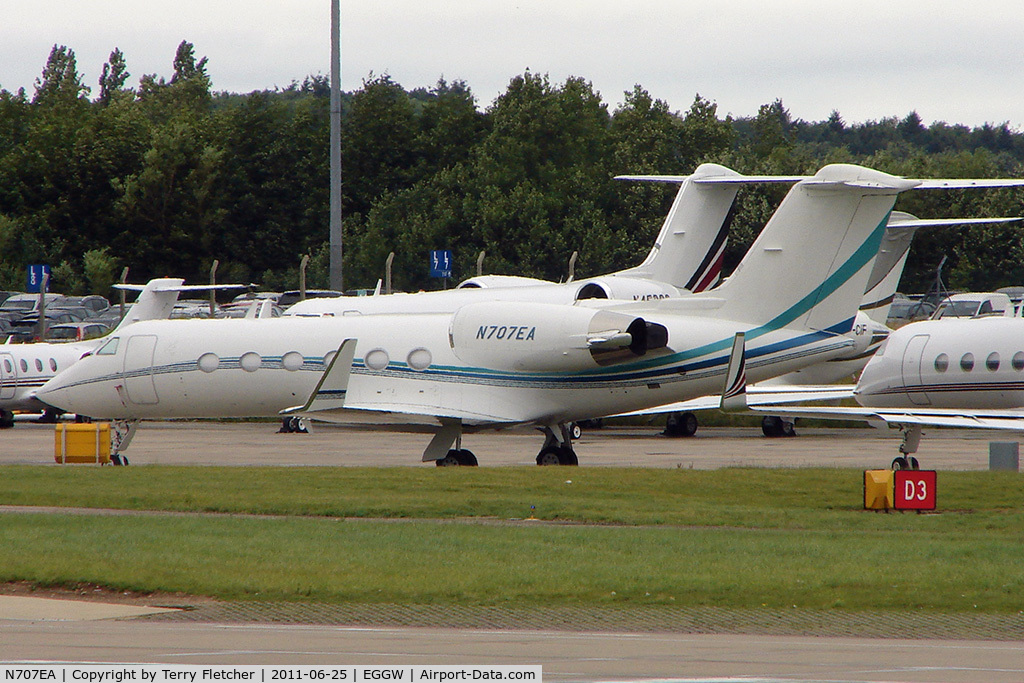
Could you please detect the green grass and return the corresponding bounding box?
[1,466,1022,612]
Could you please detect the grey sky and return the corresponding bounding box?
[4,0,1024,128]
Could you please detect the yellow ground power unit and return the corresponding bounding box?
[54,423,112,464]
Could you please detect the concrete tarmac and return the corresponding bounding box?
[0,418,1014,469]
[2,419,1022,680]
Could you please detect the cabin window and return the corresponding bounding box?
[49,358,57,372]
[986,352,1000,372]
[20,359,28,372]
[197,353,220,373]
[960,353,975,372]
[240,352,262,373]
[407,348,432,371]
[364,348,389,371]
[3,359,11,373]
[96,337,119,355]
[282,351,304,372]
[1014,352,1024,371]
[933,353,949,373]
[35,359,43,372]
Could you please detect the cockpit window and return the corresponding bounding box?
[96,337,120,356]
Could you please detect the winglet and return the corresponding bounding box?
[281,338,358,415]
[720,332,748,412]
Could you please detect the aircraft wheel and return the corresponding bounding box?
[570,423,583,440]
[455,449,478,467]
[291,417,309,433]
[780,420,797,437]
[0,410,13,429]
[664,412,698,437]
[278,417,294,433]
[761,416,783,437]
[536,446,562,466]
[436,450,462,467]
[909,456,920,470]
[891,456,909,470]
[557,446,579,466]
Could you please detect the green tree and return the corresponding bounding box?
[98,48,131,106]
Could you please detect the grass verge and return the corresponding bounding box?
[0,466,1022,612]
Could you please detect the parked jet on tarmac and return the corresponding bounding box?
[731,315,1024,468]
[0,278,243,428]
[42,164,1021,466]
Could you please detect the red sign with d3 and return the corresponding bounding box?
[894,470,937,510]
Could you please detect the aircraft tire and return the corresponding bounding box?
[454,449,478,467]
[557,446,579,466]
[536,446,563,466]
[761,416,783,437]
[909,456,920,470]
[891,456,909,470]
[0,410,13,429]
[570,423,583,440]
[780,420,797,437]
[436,450,463,467]
[664,412,698,437]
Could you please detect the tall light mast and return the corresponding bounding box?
[329,0,343,291]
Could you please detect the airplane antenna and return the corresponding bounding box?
[567,251,578,283]
[476,251,485,277]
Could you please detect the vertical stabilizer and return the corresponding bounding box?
[713,164,918,333]
[614,164,743,291]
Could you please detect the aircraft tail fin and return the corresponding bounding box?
[111,279,248,330]
[614,164,806,292]
[861,213,1024,323]
[710,164,919,335]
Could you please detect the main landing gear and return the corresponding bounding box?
[427,421,582,467]
[535,424,579,466]
[663,411,698,437]
[891,425,922,470]
[761,415,797,438]
[435,448,479,467]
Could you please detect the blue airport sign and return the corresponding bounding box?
[429,250,453,278]
[26,264,50,293]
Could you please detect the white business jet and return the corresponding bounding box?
[728,314,1024,468]
[37,164,1024,466]
[0,278,243,428]
[286,163,806,317]
[650,211,1022,437]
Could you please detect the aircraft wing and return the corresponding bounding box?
[738,404,1024,431]
[612,384,855,418]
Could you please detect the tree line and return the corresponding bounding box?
[1,42,1023,296]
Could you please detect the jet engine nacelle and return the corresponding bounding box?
[574,277,684,302]
[449,301,668,373]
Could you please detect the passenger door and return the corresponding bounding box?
[122,335,159,405]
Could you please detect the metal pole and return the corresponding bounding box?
[118,266,129,324]
[209,260,219,317]
[385,252,394,295]
[299,254,310,301]
[329,0,343,291]
[36,272,49,341]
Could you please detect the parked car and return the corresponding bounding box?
[45,321,111,342]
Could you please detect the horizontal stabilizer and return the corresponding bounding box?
[616,174,808,184]
[887,216,1022,228]
[281,339,357,415]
